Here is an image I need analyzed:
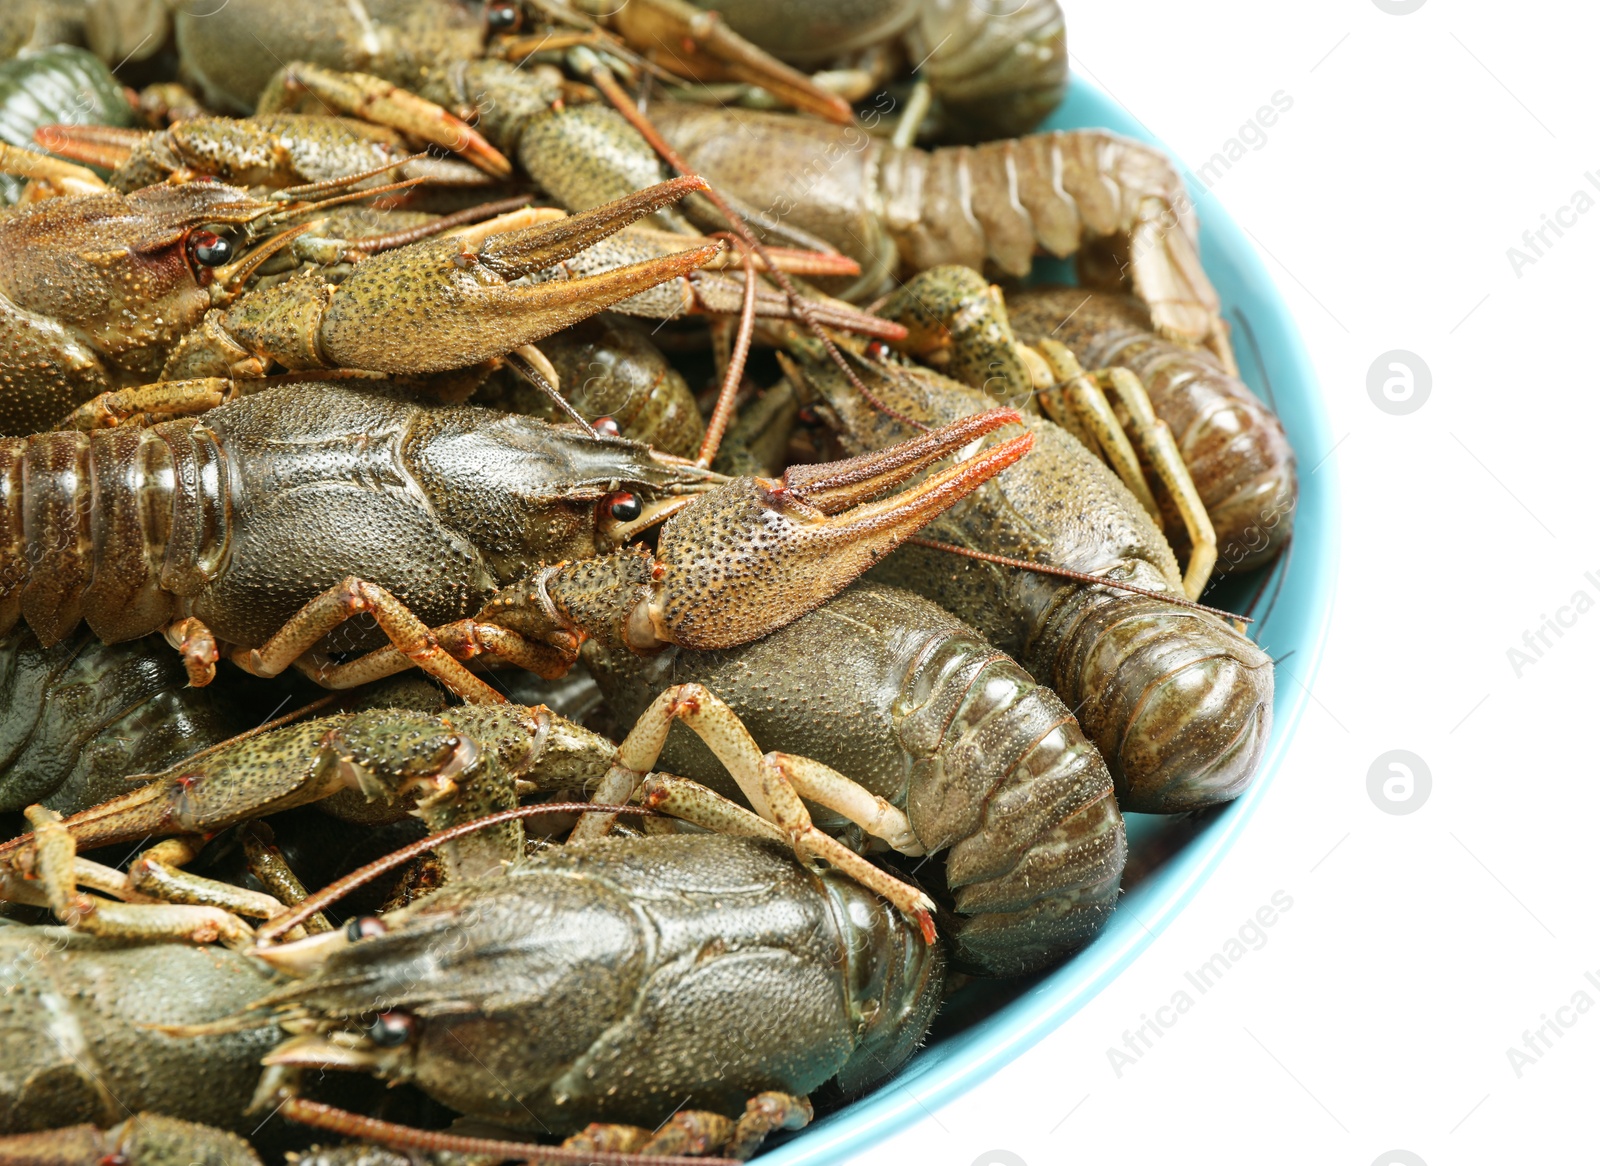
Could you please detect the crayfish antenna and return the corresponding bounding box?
[274,1098,736,1166]
[584,63,924,430]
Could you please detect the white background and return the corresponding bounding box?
[847,2,1599,1163]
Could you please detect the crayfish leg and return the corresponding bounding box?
[1034,351,1218,599]
[164,615,219,686]
[1028,338,1157,509]
[639,773,786,843]
[0,1116,260,1166]
[258,62,511,178]
[126,835,306,933]
[575,683,936,935]
[561,1092,810,1161]
[727,1093,814,1161]
[56,377,235,431]
[19,805,256,949]
[230,576,511,705]
[1094,367,1218,598]
[606,0,853,125]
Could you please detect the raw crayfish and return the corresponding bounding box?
[0,173,718,435]
[250,833,943,1158]
[0,380,1029,700]
[138,0,1224,359]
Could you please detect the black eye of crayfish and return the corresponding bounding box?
[187,231,233,279]
[344,916,387,942]
[365,1010,415,1047]
[607,491,643,523]
[188,231,233,268]
[485,3,520,33]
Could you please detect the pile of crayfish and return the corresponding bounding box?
[0,3,1298,1163]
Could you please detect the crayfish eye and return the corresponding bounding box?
[188,230,233,268]
[366,1010,415,1047]
[485,3,520,33]
[607,491,643,523]
[593,415,621,438]
[344,916,387,942]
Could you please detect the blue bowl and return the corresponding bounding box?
[759,81,1340,1164]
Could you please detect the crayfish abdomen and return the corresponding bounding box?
[0,625,274,814]
[587,583,1128,976]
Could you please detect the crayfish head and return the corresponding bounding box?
[251,908,460,1088]
[0,180,323,364]
[251,871,615,1124]
[325,710,488,807]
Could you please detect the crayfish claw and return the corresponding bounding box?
[639,411,1034,651]
[300,176,721,375]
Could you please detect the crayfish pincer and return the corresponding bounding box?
[246,834,943,1160]
[0,382,1032,700]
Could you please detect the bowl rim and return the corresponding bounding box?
[757,78,1342,1165]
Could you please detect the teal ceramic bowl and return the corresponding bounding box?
[758,80,1339,1164]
